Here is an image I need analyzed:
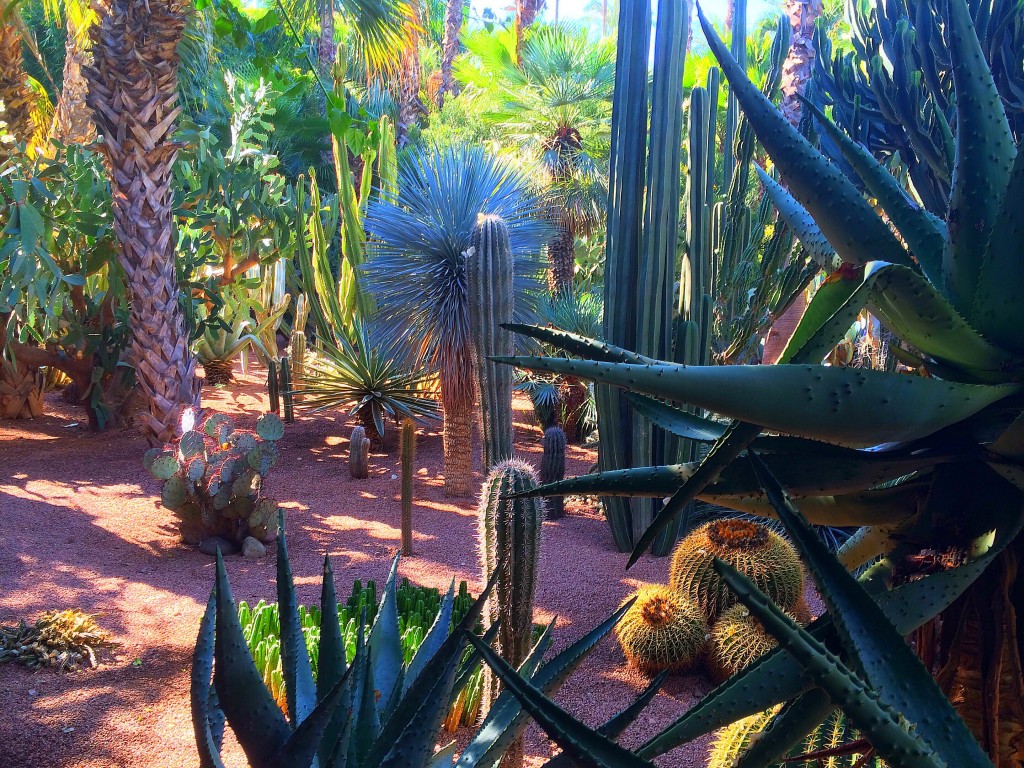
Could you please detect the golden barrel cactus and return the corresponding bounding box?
[615,585,708,674]
[670,519,805,620]
[707,599,812,681]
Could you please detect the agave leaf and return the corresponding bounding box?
[274,669,353,768]
[709,487,919,527]
[494,356,1020,447]
[695,4,913,270]
[715,560,948,768]
[779,268,863,365]
[353,637,380,766]
[368,556,403,715]
[277,516,318,729]
[755,166,839,271]
[624,393,727,442]
[403,580,455,696]
[943,0,1017,320]
[317,557,349,767]
[467,634,658,768]
[212,551,292,766]
[837,524,902,571]
[747,451,995,766]
[430,742,458,767]
[734,689,835,768]
[503,323,656,365]
[799,97,947,286]
[452,621,502,697]
[972,146,1024,354]
[191,590,227,768]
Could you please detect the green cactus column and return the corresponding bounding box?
[400,418,415,556]
[477,458,543,764]
[540,426,567,519]
[467,214,515,471]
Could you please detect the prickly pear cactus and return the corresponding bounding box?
[477,458,544,748]
[539,426,567,519]
[142,410,283,549]
[467,214,515,471]
[349,425,370,479]
[614,585,708,674]
[400,418,415,555]
[670,519,805,620]
[707,599,812,681]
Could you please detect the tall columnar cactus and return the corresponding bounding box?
[267,359,279,415]
[539,426,567,519]
[467,214,515,471]
[289,293,310,389]
[279,357,294,423]
[477,458,543,749]
[400,418,415,556]
[349,425,369,479]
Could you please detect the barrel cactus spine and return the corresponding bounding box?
[349,425,370,479]
[401,418,415,556]
[615,585,708,674]
[467,214,515,472]
[540,426,567,519]
[669,519,805,620]
[477,457,544,765]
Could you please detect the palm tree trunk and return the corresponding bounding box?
[317,0,335,71]
[547,222,575,293]
[514,0,544,58]
[51,14,96,145]
[85,0,200,446]
[438,0,466,108]
[396,33,422,146]
[440,347,475,497]
[0,20,36,148]
[780,0,822,128]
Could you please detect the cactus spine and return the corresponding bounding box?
[400,418,415,556]
[290,293,310,388]
[478,458,543,756]
[349,425,370,479]
[539,426,567,519]
[467,214,515,472]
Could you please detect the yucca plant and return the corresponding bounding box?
[483,0,1024,765]
[361,145,548,493]
[193,513,658,768]
[295,321,440,446]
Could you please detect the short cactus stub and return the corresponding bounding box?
[615,585,708,674]
[670,519,805,620]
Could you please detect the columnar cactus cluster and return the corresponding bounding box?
[539,426,567,519]
[143,410,283,547]
[467,214,515,471]
[400,418,415,556]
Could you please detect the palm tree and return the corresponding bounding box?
[437,0,465,107]
[779,0,822,127]
[461,25,614,294]
[513,0,544,57]
[46,0,97,144]
[0,2,39,149]
[84,0,199,445]
[362,146,548,496]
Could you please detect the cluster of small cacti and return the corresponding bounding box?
[143,410,284,547]
[238,577,480,730]
[708,706,885,768]
[400,418,415,555]
[349,424,370,478]
[616,519,809,677]
[539,426,567,519]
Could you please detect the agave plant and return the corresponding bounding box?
[295,321,440,446]
[194,288,287,386]
[484,0,1024,764]
[193,513,659,768]
[361,145,549,493]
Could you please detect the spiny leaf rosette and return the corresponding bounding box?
[707,600,812,682]
[670,520,805,620]
[615,585,708,674]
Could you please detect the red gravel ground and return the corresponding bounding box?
[2,372,739,768]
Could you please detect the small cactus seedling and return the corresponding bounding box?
[670,519,805,620]
[142,410,283,548]
[539,426,567,519]
[400,418,415,556]
[615,585,707,674]
[349,425,370,479]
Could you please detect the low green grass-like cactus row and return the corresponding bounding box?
[143,411,284,547]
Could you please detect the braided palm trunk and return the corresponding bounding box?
[85,0,199,446]
[51,15,96,145]
[0,20,36,149]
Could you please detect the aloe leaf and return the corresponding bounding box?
[368,556,403,715]
[714,560,949,768]
[495,356,1020,447]
[191,590,227,768]
[275,668,353,768]
[747,451,994,766]
[735,689,835,768]
[430,742,458,767]
[696,4,913,270]
[352,635,380,766]
[799,98,946,285]
[755,166,840,271]
[404,580,455,696]
[503,323,656,364]
[972,147,1024,354]
[943,0,1017,320]
[837,524,901,571]
[710,487,919,527]
[624,393,727,442]
[277,516,318,729]
[212,551,292,766]
[317,557,348,767]
[467,634,658,768]
[779,268,863,365]
[452,621,501,698]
